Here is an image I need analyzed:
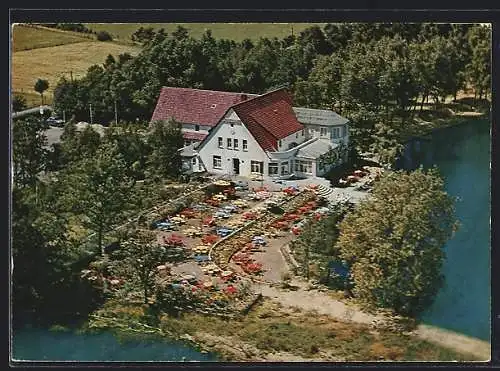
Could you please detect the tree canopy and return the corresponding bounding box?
[335,167,458,316]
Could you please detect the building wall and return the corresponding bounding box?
[305,123,348,144]
[197,109,270,177]
[277,129,306,151]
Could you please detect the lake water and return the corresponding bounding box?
[11,327,217,362]
[415,119,491,341]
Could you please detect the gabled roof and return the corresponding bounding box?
[151,87,258,127]
[183,131,207,141]
[293,107,349,127]
[232,89,304,151]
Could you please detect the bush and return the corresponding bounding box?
[96,31,113,42]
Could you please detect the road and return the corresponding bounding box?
[44,126,63,147]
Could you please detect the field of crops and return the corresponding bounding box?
[11,24,93,52]
[84,23,325,42]
[12,41,140,105]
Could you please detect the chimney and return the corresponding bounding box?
[240,94,247,101]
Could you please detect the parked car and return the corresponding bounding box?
[232,180,249,191]
[46,116,65,127]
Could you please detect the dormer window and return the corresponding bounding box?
[211,104,217,109]
[195,125,200,131]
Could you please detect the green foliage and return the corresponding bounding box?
[59,122,102,165]
[290,203,349,281]
[11,187,103,326]
[34,78,49,104]
[12,118,48,188]
[12,94,27,112]
[103,122,150,180]
[147,119,183,180]
[336,167,458,316]
[60,141,136,255]
[111,229,189,304]
[466,25,491,100]
[96,30,113,41]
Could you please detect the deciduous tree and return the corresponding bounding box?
[34,79,49,105]
[147,119,183,180]
[62,142,136,255]
[12,118,48,188]
[336,167,458,316]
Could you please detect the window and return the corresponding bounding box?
[184,139,191,147]
[332,127,341,139]
[320,127,328,137]
[295,159,313,174]
[278,140,282,147]
[227,138,232,149]
[301,129,305,136]
[213,155,222,169]
[218,137,223,148]
[342,125,347,137]
[195,125,200,131]
[242,139,248,151]
[268,162,278,175]
[233,138,239,150]
[251,160,263,174]
[281,162,289,175]
[296,132,299,139]
[192,158,197,165]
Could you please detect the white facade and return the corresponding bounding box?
[196,109,270,177]
[277,129,306,151]
[191,107,350,180]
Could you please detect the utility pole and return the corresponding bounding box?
[89,103,93,124]
[70,70,73,82]
[63,110,66,122]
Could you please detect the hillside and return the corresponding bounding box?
[84,23,325,42]
[11,25,140,107]
[12,24,92,52]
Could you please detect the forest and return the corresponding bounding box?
[52,23,491,162]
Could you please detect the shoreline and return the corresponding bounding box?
[410,112,488,141]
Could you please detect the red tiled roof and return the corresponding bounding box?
[183,131,207,141]
[232,89,304,151]
[151,87,258,127]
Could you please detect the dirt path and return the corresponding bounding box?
[253,281,384,325]
[253,280,491,361]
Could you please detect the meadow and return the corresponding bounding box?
[12,28,140,107]
[84,23,326,42]
[12,22,322,108]
[11,24,93,52]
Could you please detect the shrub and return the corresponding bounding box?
[96,31,113,41]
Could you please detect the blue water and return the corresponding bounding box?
[417,119,491,341]
[11,327,217,362]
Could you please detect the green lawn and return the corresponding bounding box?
[84,23,326,42]
[11,24,93,52]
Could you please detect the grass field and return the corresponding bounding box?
[11,24,93,52]
[12,41,140,106]
[84,23,326,42]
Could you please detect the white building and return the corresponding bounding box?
[151,87,350,179]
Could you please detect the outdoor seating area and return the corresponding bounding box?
[337,166,384,190]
